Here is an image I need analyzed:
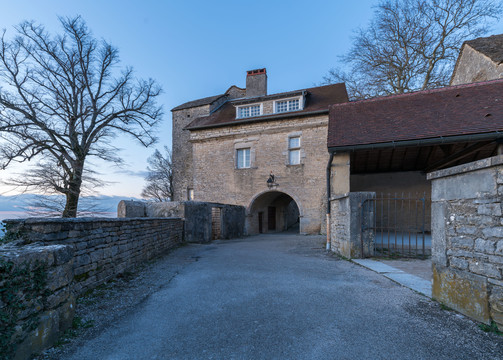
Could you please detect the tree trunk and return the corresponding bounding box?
[62,164,84,218]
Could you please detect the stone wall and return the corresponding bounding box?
[330,192,375,258]
[451,44,503,85]
[0,217,183,359]
[428,155,503,329]
[190,115,330,234]
[3,218,183,296]
[117,200,245,243]
[0,243,74,360]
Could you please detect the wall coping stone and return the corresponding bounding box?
[427,155,503,180]
[3,217,181,224]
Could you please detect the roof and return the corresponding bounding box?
[328,79,503,151]
[464,34,503,64]
[171,94,226,111]
[186,83,348,130]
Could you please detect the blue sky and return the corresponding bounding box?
[0,1,502,198]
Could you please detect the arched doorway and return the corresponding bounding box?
[247,191,300,234]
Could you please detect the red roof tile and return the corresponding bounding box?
[328,79,503,150]
[187,83,348,130]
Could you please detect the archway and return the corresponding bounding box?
[247,191,300,235]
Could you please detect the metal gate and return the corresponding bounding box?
[360,192,430,258]
[211,207,222,240]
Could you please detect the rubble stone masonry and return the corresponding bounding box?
[428,155,503,329]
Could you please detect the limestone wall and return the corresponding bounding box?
[190,115,330,234]
[428,155,503,329]
[451,45,503,85]
[2,218,183,295]
[0,243,75,360]
[0,217,183,359]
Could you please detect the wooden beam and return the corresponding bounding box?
[425,141,493,172]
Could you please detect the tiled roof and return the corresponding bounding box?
[465,34,503,64]
[328,79,503,150]
[171,94,226,111]
[186,83,348,130]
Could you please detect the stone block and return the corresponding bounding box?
[14,309,60,360]
[47,263,73,291]
[450,236,474,249]
[431,202,447,266]
[432,264,490,324]
[58,295,76,332]
[489,285,503,330]
[450,257,469,270]
[474,238,495,254]
[431,168,496,201]
[468,261,501,279]
[482,227,503,239]
[478,203,502,216]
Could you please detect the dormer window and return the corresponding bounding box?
[237,104,262,118]
[274,97,302,113]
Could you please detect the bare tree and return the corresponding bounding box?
[323,0,502,99]
[141,146,172,202]
[0,16,162,217]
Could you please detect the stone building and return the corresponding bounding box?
[451,33,503,85]
[171,69,348,234]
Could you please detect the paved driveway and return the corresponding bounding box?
[61,234,502,360]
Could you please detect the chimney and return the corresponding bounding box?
[246,68,267,97]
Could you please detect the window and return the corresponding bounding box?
[237,105,261,118]
[187,188,194,201]
[288,136,301,165]
[276,98,300,113]
[236,148,251,168]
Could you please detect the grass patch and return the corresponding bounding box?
[479,321,503,336]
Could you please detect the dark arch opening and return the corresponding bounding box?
[248,191,300,234]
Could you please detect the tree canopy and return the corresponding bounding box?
[0,16,163,217]
[323,0,502,99]
[141,146,173,202]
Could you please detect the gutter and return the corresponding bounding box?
[328,132,503,153]
[325,151,335,251]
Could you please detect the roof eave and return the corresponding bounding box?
[187,109,328,131]
[328,132,503,153]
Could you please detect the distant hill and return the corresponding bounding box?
[0,194,142,219]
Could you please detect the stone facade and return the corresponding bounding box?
[172,70,348,235]
[190,115,330,234]
[428,155,503,329]
[172,87,245,202]
[451,43,503,85]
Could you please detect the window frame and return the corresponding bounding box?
[236,103,263,119]
[236,147,251,169]
[288,136,301,165]
[274,96,303,114]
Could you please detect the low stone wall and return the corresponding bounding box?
[330,192,374,258]
[0,217,183,359]
[118,200,245,243]
[3,218,183,295]
[428,155,503,329]
[0,243,75,360]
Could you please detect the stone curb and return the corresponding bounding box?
[352,259,432,298]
